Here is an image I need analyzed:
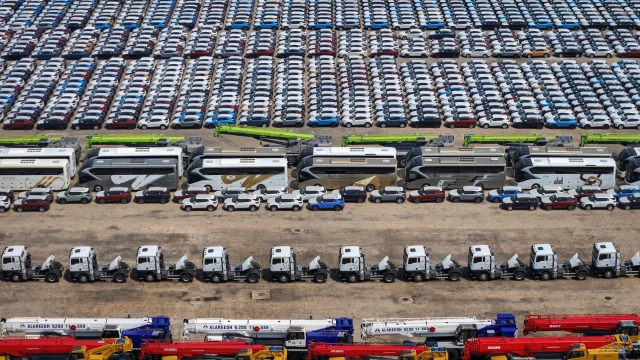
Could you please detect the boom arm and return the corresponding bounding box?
[0,337,130,358]
[68,337,133,360]
[581,133,640,147]
[524,314,640,335]
[307,342,428,359]
[213,125,315,140]
[139,340,266,359]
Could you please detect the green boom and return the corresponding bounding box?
[580,133,640,147]
[85,134,192,148]
[214,125,315,140]
[341,134,445,147]
[0,135,64,146]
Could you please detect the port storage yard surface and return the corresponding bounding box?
[1,131,639,339]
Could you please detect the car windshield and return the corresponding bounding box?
[316,196,324,202]
[275,196,282,202]
[549,195,558,201]
[496,188,505,194]
[379,189,386,195]
[588,195,596,201]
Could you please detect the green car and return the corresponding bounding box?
[57,187,93,204]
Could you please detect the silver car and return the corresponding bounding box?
[369,186,407,204]
[266,194,304,211]
[292,186,326,202]
[223,194,261,212]
[181,194,218,212]
[254,186,287,201]
[214,187,247,200]
[448,186,484,203]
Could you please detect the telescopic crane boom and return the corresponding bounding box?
[306,342,447,360]
[140,340,266,360]
[0,337,132,359]
[67,337,133,360]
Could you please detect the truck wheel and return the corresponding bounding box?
[45,273,58,283]
[576,271,587,280]
[278,274,289,283]
[478,272,489,281]
[314,273,327,283]
[78,274,89,283]
[180,273,193,282]
[211,275,222,283]
[347,274,358,283]
[449,272,461,281]
[383,273,395,283]
[513,272,525,281]
[603,270,614,279]
[540,272,551,281]
[145,274,156,282]
[113,273,126,283]
[10,273,21,282]
[247,274,259,283]
[413,273,424,282]
[447,350,460,360]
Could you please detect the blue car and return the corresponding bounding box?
[421,20,445,29]
[365,22,388,30]
[607,185,640,199]
[307,194,345,211]
[487,186,524,203]
[255,21,279,30]
[546,117,578,129]
[308,22,332,29]
[308,115,339,127]
[205,114,236,128]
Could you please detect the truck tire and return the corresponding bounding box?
[180,273,193,282]
[413,273,424,282]
[603,270,614,279]
[576,271,587,280]
[278,274,289,283]
[314,273,327,283]
[45,273,58,283]
[383,273,395,283]
[211,275,222,283]
[247,274,259,283]
[478,272,489,281]
[145,274,156,282]
[78,274,89,284]
[447,350,460,360]
[113,274,126,283]
[10,273,21,282]
[540,272,551,281]
[449,272,461,281]
[347,274,358,283]
[513,272,525,281]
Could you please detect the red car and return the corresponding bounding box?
[445,115,477,128]
[540,194,578,211]
[173,186,209,203]
[13,195,51,212]
[568,185,604,199]
[408,186,446,203]
[3,117,35,130]
[618,50,640,57]
[105,117,137,130]
[95,187,132,204]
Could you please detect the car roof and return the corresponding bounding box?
[193,194,216,200]
[107,187,130,192]
[540,185,563,191]
[223,186,246,191]
[68,187,90,192]
[342,186,364,191]
[501,186,522,191]
[26,195,48,200]
[383,186,405,192]
[147,187,168,191]
[303,186,325,191]
[235,194,258,199]
[462,186,483,192]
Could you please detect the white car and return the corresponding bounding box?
[138,115,170,130]
[579,194,616,211]
[181,194,218,212]
[266,194,304,211]
[579,115,611,129]
[400,49,429,57]
[461,48,491,58]
[292,186,327,202]
[399,29,425,40]
[254,186,287,201]
[613,115,640,129]
[223,194,261,212]
[478,115,510,129]
[584,48,614,58]
[530,185,565,200]
[0,196,10,213]
[342,115,373,127]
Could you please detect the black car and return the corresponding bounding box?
[36,116,68,130]
[502,194,539,211]
[0,189,14,202]
[554,48,582,57]
[334,186,366,203]
[134,187,172,204]
[428,29,456,39]
[72,116,104,130]
[432,48,460,58]
[513,116,544,129]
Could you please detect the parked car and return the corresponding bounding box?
[0,189,15,202]
[134,187,171,204]
[619,193,640,210]
[223,194,261,211]
[331,186,367,203]
[540,194,578,211]
[17,188,54,202]
[448,186,484,203]
[254,186,287,201]
[213,187,248,200]
[173,186,209,203]
[307,194,345,211]
[56,187,92,204]
[369,186,407,203]
[530,185,564,200]
[579,194,616,211]
[0,196,10,213]
[606,185,640,199]
[13,195,51,213]
[95,187,132,204]
[266,194,304,211]
[502,194,539,211]
[408,186,445,203]
[567,185,603,199]
[292,186,327,202]
[487,186,523,203]
[181,194,218,212]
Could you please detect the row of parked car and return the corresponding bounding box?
[137,57,185,130]
[154,26,187,59]
[272,56,306,127]
[204,56,243,128]
[339,56,374,127]
[105,58,154,130]
[171,57,214,129]
[0,58,35,124]
[307,56,340,127]
[238,56,274,127]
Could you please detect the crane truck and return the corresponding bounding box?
[1,245,63,283]
[360,314,517,360]
[529,244,590,280]
[182,318,354,348]
[523,314,640,353]
[67,337,134,360]
[403,245,463,282]
[463,134,573,147]
[1,316,171,348]
[202,246,261,283]
[0,337,135,360]
[269,246,329,283]
[462,334,633,360]
[338,246,397,283]
[135,245,197,283]
[140,340,285,360]
[306,342,448,360]
[69,247,130,283]
[591,242,640,278]
[467,245,527,281]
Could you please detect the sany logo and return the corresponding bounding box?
[164,349,178,352]
[487,347,501,350]
[550,325,562,328]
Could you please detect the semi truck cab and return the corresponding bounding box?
[1,245,63,283]
[592,242,640,278]
[202,246,261,283]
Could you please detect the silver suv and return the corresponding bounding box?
[223,194,261,212]
[181,194,218,212]
[369,186,407,204]
[448,186,484,203]
[579,194,616,211]
[214,187,247,200]
[266,194,304,211]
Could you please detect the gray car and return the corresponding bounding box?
[448,186,484,203]
[369,186,407,204]
[214,187,247,200]
[273,114,304,127]
[266,194,304,211]
[56,187,92,204]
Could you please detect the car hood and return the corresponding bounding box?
[223,198,235,204]
[181,198,194,206]
[449,190,460,196]
[135,191,144,197]
[409,190,422,196]
[488,189,499,196]
[17,191,28,198]
[370,190,381,196]
[502,197,514,204]
[308,198,319,204]
[13,199,24,205]
[96,191,105,197]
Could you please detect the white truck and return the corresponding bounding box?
[467,244,527,281]
[529,243,590,280]
[135,245,197,283]
[268,246,329,283]
[182,317,354,348]
[1,245,63,283]
[360,314,517,360]
[403,245,463,282]
[338,246,398,283]
[69,247,130,283]
[202,246,261,283]
[591,242,640,278]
